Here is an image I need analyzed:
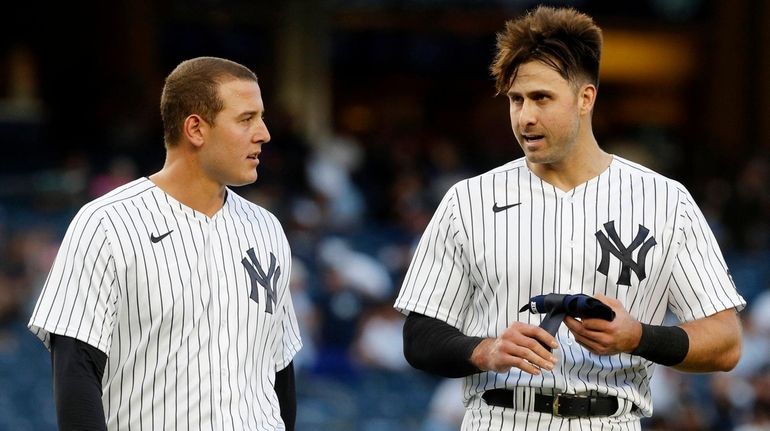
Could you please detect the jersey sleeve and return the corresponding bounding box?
[271,242,302,371]
[667,189,746,322]
[28,208,119,354]
[394,185,473,328]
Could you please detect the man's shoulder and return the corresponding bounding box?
[76,178,155,218]
[225,189,284,226]
[433,159,527,208]
[480,158,527,178]
[611,155,688,192]
[451,158,527,189]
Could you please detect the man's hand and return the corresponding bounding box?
[470,322,559,375]
[563,293,642,355]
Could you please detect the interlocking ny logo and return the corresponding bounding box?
[595,221,657,286]
[241,248,280,314]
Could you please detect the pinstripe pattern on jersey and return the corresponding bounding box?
[395,156,745,428]
[460,401,644,431]
[29,177,301,430]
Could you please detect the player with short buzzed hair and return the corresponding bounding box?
[29,56,301,430]
[396,6,745,430]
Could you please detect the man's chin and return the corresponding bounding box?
[228,174,258,187]
[524,152,554,165]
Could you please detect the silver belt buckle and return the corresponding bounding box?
[552,393,584,418]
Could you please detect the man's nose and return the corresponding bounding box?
[518,100,537,128]
[255,123,270,144]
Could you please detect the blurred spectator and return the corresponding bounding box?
[289,257,321,373]
[314,237,393,375]
[0,227,58,322]
[425,137,473,205]
[732,296,770,379]
[734,404,770,431]
[645,367,686,429]
[744,365,770,430]
[723,157,770,251]
[315,261,362,375]
[709,372,753,430]
[352,302,409,371]
[420,378,465,431]
[306,134,366,230]
[0,227,60,430]
[318,237,393,301]
[88,155,137,199]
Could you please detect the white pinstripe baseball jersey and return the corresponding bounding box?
[395,155,745,426]
[29,177,302,430]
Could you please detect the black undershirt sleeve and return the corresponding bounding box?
[274,361,296,431]
[50,334,108,431]
[403,312,485,378]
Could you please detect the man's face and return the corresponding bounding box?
[507,61,587,166]
[199,78,271,187]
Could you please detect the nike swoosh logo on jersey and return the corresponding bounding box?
[150,230,174,243]
[492,202,521,213]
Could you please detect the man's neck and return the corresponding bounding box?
[527,140,612,192]
[149,155,226,218]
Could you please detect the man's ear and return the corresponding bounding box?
[579,84,597,115]
[183,114,206,148]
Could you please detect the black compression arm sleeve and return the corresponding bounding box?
[50,334,108,431]
[631,323,689,366]
[403,313,485,378]
[274,361,296,431]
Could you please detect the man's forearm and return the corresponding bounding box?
[403,313,485,378]
[674,308,742,372]
[274,362,296,431]
[51,334,108,431]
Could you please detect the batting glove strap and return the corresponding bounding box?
[519,294,616,340]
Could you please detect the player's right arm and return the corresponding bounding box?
[403,313,558,377]
[51,334,107,431]
[469,321,558,375]
[274,362,296,431]
[398,182,557,377]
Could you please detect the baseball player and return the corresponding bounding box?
[395,6,745,430]
[28,57,302,430]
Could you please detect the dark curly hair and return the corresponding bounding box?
[490,6,603,95]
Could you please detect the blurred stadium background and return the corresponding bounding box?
[1,0,770,430]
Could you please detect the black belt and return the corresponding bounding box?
[482,389,620,417]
